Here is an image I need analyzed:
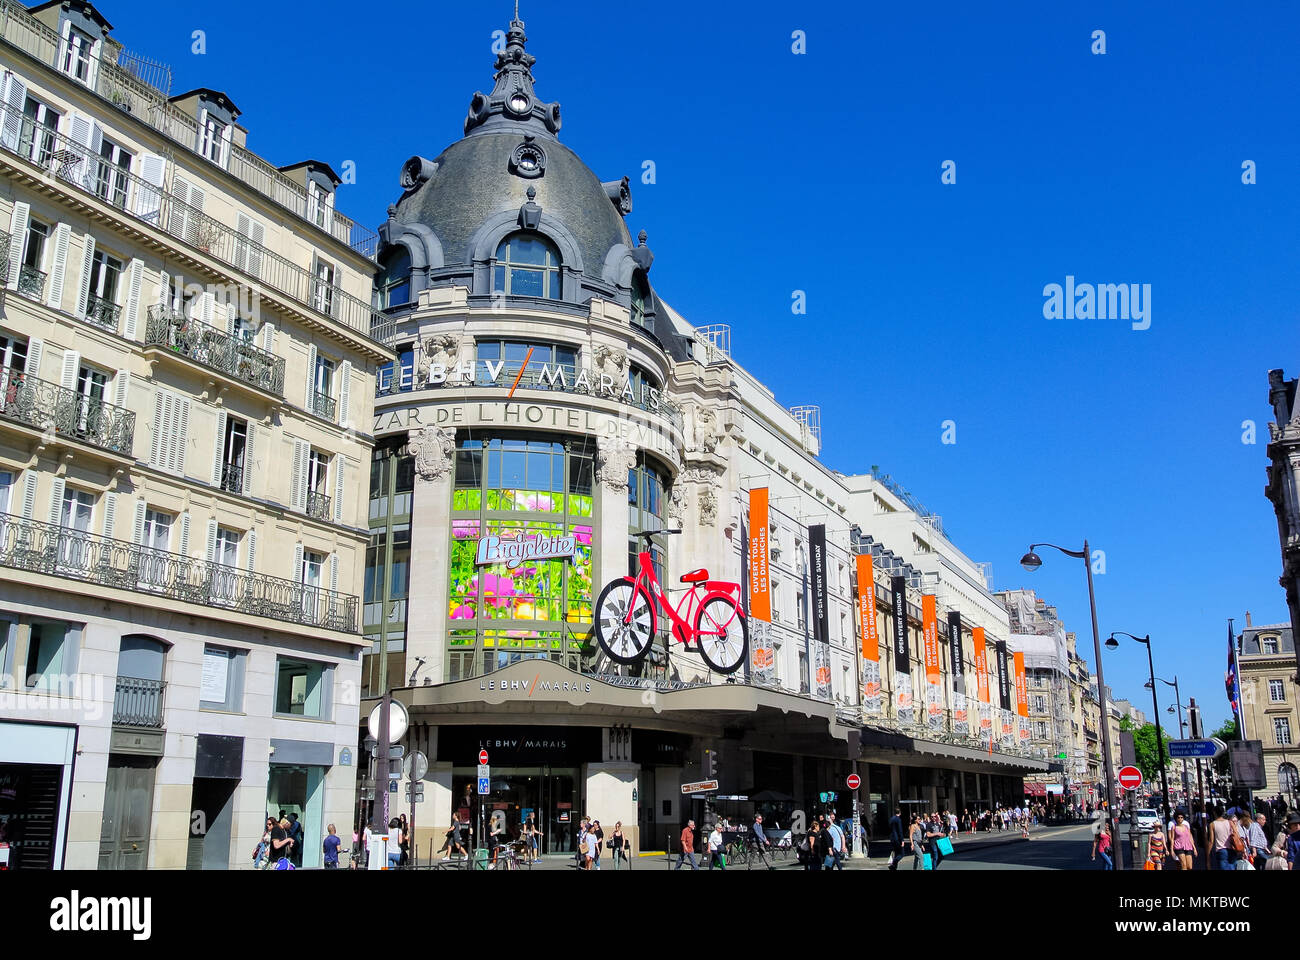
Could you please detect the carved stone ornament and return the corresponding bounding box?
[418,333,463,385]
[595,436,638,492]
[698,487,719,527]
[592,343,628,380]
[689,405,722,456]
[411,425,456,482]
[667,483,688,522]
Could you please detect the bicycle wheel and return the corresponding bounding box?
[694,596,747,674]
[595,579,656,664]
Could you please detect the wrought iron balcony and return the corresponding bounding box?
[306,490,332,521]
[311,391,336,421]
[0,366,135,455]
[0,513,359,632]
[219,461,243,494]
[144,306,286,397]
[17,264,46,301]
[113,676,166,727]
[83,295,122,333]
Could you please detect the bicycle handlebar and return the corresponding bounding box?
[635,528,682,542]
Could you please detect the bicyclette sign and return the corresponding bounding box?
[476,533,576,568]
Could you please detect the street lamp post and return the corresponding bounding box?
[1105,632,1172,828]
[1020,541,1124,869]
[1154,677,1192,811]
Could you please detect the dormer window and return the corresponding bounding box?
[631,273,651,329]
[493,232,560,299]
[59,23,97,86]
[307,181,335,230]
[198,113,228,166]
[1263,635,1280,655]
[378,247,412,309]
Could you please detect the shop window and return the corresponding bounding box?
[475,339,577,387]
[492,232,561,299]
[275,657,331,718]
[377,343,415,396]
[199,645,246,711]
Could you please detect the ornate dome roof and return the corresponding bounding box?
[386,14,636,288]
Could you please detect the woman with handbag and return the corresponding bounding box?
[609,821,627,869]
[1171,812,1197,870]
[1091,823,1113,870]
[253,816,273,869]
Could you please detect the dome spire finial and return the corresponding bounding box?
[463,10,562,138]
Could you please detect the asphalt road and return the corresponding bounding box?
[936,822,1100,871]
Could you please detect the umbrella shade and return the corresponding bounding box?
[749,789,795,804]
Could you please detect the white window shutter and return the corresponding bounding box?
[211,409,227,486]
[205,518,218,563]
[122,259,144,340]
[200,290,215,325]
[172,397,191,474]
[247,219,265,278]
[224,299,237,335]
[132,499,147,544]
[168,177,189,240]
[59,350,79,390]
[245,528,258,572]
[329,553,339,594]
[243,423,257,495]
[338,360,352,428]
[20,471,38,519]
[234,213,250,274]
[333,455,345,523]
[113,368,129,408]
[75,234,96,319]
[304,344,317,407]
[178,511,190,557]
[149,390,166,466]
[46,224,70,309]
[219,123,232,169]
[0,72,27,152]
[260,321,275,353]
[24,339,42,378]
[6,201,29,291]
[157,269,169,306]
[293,543,304,583]
[291,438,308,512]
[102,492,117,539]
[195,107,208,155]
[48,478,66,525]
[136,154,166,223]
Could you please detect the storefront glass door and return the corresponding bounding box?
[266,764,324,869]
[452,766,579,855]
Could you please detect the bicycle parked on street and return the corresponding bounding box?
[594,529,747,674]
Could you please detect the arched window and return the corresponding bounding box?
[378,246,412,308]
[493,233,560,299]
[1280,763,1299,797]
[630,272,650,329]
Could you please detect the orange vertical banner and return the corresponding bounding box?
[922,595,940,684]
[1014,651,1029,718]
[855,554,878,662]
[748,487,770,623]
[974,627,990,703]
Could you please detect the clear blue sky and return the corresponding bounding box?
[106,0,1300,732]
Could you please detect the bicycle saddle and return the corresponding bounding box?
[679,568,708,583]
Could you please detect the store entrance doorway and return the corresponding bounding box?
[453,766,580,855]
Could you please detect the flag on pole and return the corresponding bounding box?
[1225,618,1242,733]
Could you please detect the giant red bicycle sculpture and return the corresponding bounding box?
[593,529,748,674]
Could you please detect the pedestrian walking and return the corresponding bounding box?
[924,815,945,870]
[267,817,295,870]
[1171,812,1197,870]
[826,812,845,869]
[888,808,904,870]
[750,813,774,870]
[1091,822,1113,870]
[675,819,698,870]
[706,822,724,870]
[1284,812,1300,868]
[1247,813,1270,869]
[1147,823,1167,870]
[1210,808,1236,871]
[399,813,410,866]
[323,823,341,869]
[909,816,925,870]
[610,821,627,869]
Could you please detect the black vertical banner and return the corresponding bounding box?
[809,524,829,646]
[995,639,1012,711]
[891,575,909,672]
[947,611,965,695]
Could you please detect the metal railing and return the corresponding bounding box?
[311,391,336,421]
[144,305,285,396]
[0,1,377,259]
[17,264,46,300]
[0,365,135,455]
[113,675,165,727]
[219,461,243,494]
[0,96,388,342]
[0,512,359,631]
[83,294,121,333]
[305,490,332,521]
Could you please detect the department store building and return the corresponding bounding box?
[362,14,1048,855]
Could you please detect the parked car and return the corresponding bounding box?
[1133,809,1160,832]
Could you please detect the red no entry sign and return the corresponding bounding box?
[846,774,861,790]
[1117,765,1143,791]
[478,749,489,765]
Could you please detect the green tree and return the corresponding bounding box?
[1118,715,1172,782]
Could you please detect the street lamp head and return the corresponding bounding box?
[1144,680,1153,689]
[1020,550,1042,572]
[1105,636,1119,650]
